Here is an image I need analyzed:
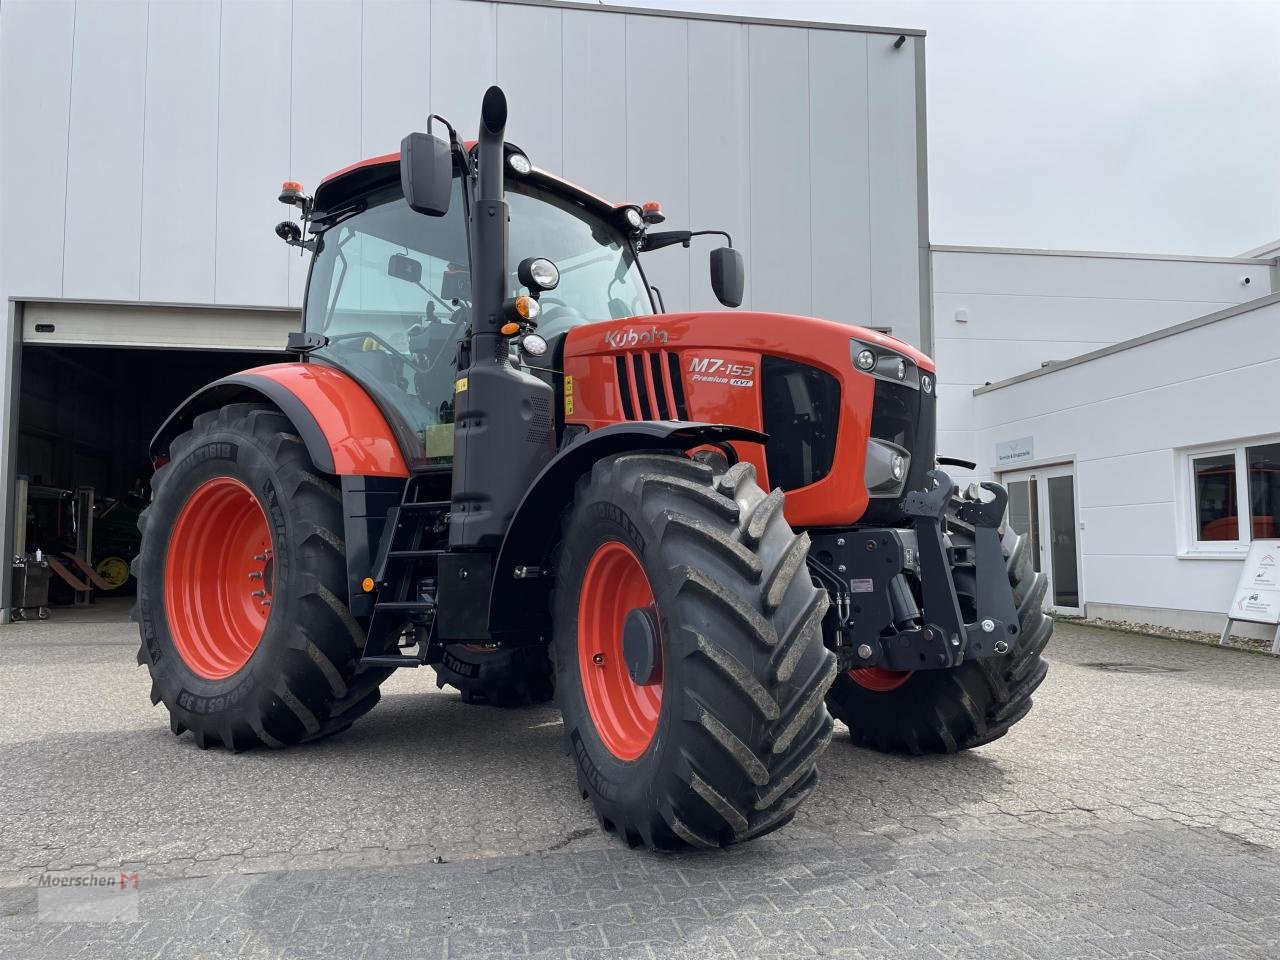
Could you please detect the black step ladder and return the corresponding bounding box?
[359,488,448,668]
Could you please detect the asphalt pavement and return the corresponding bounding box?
[1,600,1278,958]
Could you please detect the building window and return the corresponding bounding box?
[1183,437,1280,554]
[1192,452,1238,541]
[1248,442,1280,539]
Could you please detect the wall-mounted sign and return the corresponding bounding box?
[1221,539,1280,653]
[996,436,1035,467]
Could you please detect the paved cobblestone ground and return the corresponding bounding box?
[2,604,1279,958]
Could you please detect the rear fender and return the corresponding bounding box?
[150,362,410,478]
[487,421,768,637]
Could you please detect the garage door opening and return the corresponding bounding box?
[13,344,282,617]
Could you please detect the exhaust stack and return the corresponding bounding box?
[449,85,556,553]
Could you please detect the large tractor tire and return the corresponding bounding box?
[434,643,554,706]
[826,514,1051,754]
[553,453,837,850]
[134,403,391,750]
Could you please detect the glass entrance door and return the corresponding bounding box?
[1001,465,1082,615]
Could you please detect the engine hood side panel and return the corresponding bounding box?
[561,311,922,527]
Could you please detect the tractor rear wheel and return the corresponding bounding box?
[826,516,1051,754]
[134,402,391,750]
[553,453,837,850]
[434,643,554,706]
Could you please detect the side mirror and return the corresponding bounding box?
[710,247,744,308]
[400,131,452,217]
[387,253,423,284]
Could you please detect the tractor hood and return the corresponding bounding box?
[559,311,938,528]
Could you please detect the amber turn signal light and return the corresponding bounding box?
[361,577,375,593]
[500,321,521,336]
[514,295,539,321]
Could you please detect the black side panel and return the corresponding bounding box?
[149,375,337,474]
[487,421,769,637]
[340,475,405,619]
[437,552,493,640]
[759,357,841,492]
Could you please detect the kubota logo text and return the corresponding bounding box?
[603,327,668,348]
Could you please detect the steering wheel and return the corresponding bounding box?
[537,298,587,333]
[326,331,429,374]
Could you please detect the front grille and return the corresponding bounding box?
[760,357,841,491]
[870,380,918,454]
[861,377,936,525]
[615,350,686,421]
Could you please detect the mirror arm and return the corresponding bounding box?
[642,228,734,252]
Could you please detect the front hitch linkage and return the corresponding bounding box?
[823,470,1021,672]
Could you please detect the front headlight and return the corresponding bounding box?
[865,438,910,497]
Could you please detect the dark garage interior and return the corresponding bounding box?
[14,344,282,609]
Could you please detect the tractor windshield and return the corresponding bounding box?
[506,181,653,338]
[304,176,470,464]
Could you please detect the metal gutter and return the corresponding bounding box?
[931,244,1275,267]
[10,295,297,312]
[914,36,933,357]
[973,291,1280,396]
[500,0,926,36]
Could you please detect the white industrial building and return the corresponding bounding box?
[932,245,1279,637]
[1,0,1276,642]
[0,0,928,618]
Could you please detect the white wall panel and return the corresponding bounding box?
[361,1,431,156]
[867,34,921,345]
[430,0,496,133]
[625,14,689,313]
[747,25,810,316]
[1084,555,1242,613]
[933,250,1271,301]
[933,290,1237,346]
[975,306,1280,432]
[687,20,749,314]
[1081,502,1179,558]
[62,1,148,300]
[1076,449,1175,509]
[561,9,627,203]
[0,0,74,298]
[809,29,870,329]
[289,1,364,306]
[934,336,1117,387]
[215,0,291,306]
[140,0,220,304]
[497,3,562,173]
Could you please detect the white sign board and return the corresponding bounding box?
[996,436,1035,467]
[1229,539,1280,625]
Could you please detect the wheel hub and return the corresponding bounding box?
[622,606,662,686]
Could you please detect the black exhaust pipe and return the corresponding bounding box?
[448,86,556,557]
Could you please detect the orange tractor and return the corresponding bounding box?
[136,88,1051,849]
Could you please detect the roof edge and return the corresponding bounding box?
[972,291,1280,396]
[493,0,925,36]
[931,243,1276,267]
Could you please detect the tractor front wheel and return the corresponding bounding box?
[134,403,390,750]
[826,518,1052,754]
[553,453,836,850]
[434,643,554,706]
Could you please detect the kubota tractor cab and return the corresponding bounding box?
[136,87,1051,850]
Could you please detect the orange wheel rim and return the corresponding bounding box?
[164,477,273,680]
[578,540,662,761]
[848,667,913,692]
